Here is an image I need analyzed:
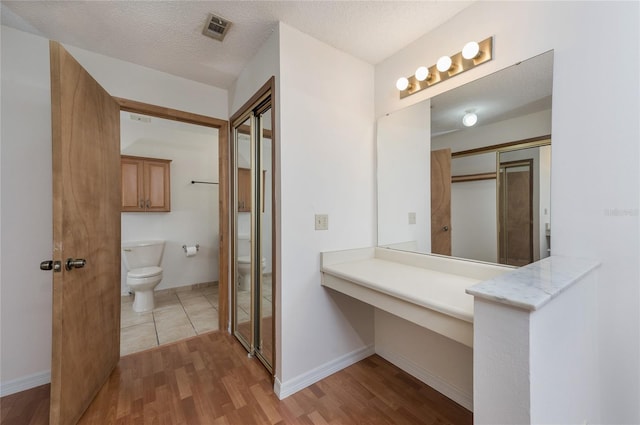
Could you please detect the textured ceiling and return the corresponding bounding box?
[431,50,554,137]
[1,1,473,89]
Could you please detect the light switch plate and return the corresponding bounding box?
[315,214,329,230]
[408,212,416,224]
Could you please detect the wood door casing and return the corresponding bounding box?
[115,98,230,333]
[431,149,452,256]
[50,41,121,425]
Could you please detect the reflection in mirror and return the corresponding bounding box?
[256,106,273,369]
[233,116,253,349]
[498,145,551,266]
[377,50,553,266]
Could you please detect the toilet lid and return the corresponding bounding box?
[128,266,162,278]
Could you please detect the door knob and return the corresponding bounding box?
[443,226,449,231]
[65,258,86,271]
[40,260,62,272]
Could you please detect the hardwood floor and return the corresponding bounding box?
[1,331,472,425]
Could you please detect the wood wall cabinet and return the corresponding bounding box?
[121,155,171,212]
[237,168,251,212]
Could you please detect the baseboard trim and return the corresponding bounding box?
[376,346,473,411]
[0,371,51,397]
[275,344,375,400]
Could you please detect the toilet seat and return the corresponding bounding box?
[237,256,266,266]
[128,266,162,278]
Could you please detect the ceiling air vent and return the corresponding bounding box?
[202,13,231,42]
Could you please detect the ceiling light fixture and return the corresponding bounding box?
[394,37,493,99]
[462,112,478,127]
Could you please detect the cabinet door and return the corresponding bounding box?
[237,168,251,212]
[121,157,144,211]
[144,159,171,212]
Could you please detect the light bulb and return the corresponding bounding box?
[415,66,429,82]
[396,77,409,91]
[436,56,452,72]
[462,112,478,127]
[462,41,480,60]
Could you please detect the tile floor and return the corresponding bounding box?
[120,282,219,356]
[234,274,273,323]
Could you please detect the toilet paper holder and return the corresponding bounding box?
[182,244,200,252]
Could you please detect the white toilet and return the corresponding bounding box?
[122,240,165,312]
[237,236,266,291]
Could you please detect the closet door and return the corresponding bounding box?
[232,115,254,352]
[230,78,275,375]
[254,105,273,369]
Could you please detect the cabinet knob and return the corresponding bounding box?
[146,200,151,209]
[139,199,144,208]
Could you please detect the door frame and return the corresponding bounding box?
[116,98,230,331]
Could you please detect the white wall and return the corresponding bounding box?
[377,100,431,252]
[451,179,497,262]
[0,25,228,395]
[474,266,600,424]
[538,145,551,258]
[277,22,376,392]
[375,2,639,422]
[229,22,377,396]
[1,26,54,394]
[529,269,600,424]
[375,310,473,410]
[120,113,219,293]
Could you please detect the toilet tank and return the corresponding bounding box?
[122,240,165,270]
[237,235,251,257]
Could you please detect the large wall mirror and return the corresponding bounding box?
[377,50,553,266]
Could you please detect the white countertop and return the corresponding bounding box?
[323,257,479,322]
[320,247,514,347]
[466,255,600,310]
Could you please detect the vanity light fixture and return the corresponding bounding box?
[395,36,493,99]
[396,77,410,91]
[415,66,430,82]
[436,56,453,72]
[462,41,481,60]
[462,112,478,127]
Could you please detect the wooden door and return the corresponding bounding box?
[431,149,452,255]
[49,41,121,425]
[499,160,533,266]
